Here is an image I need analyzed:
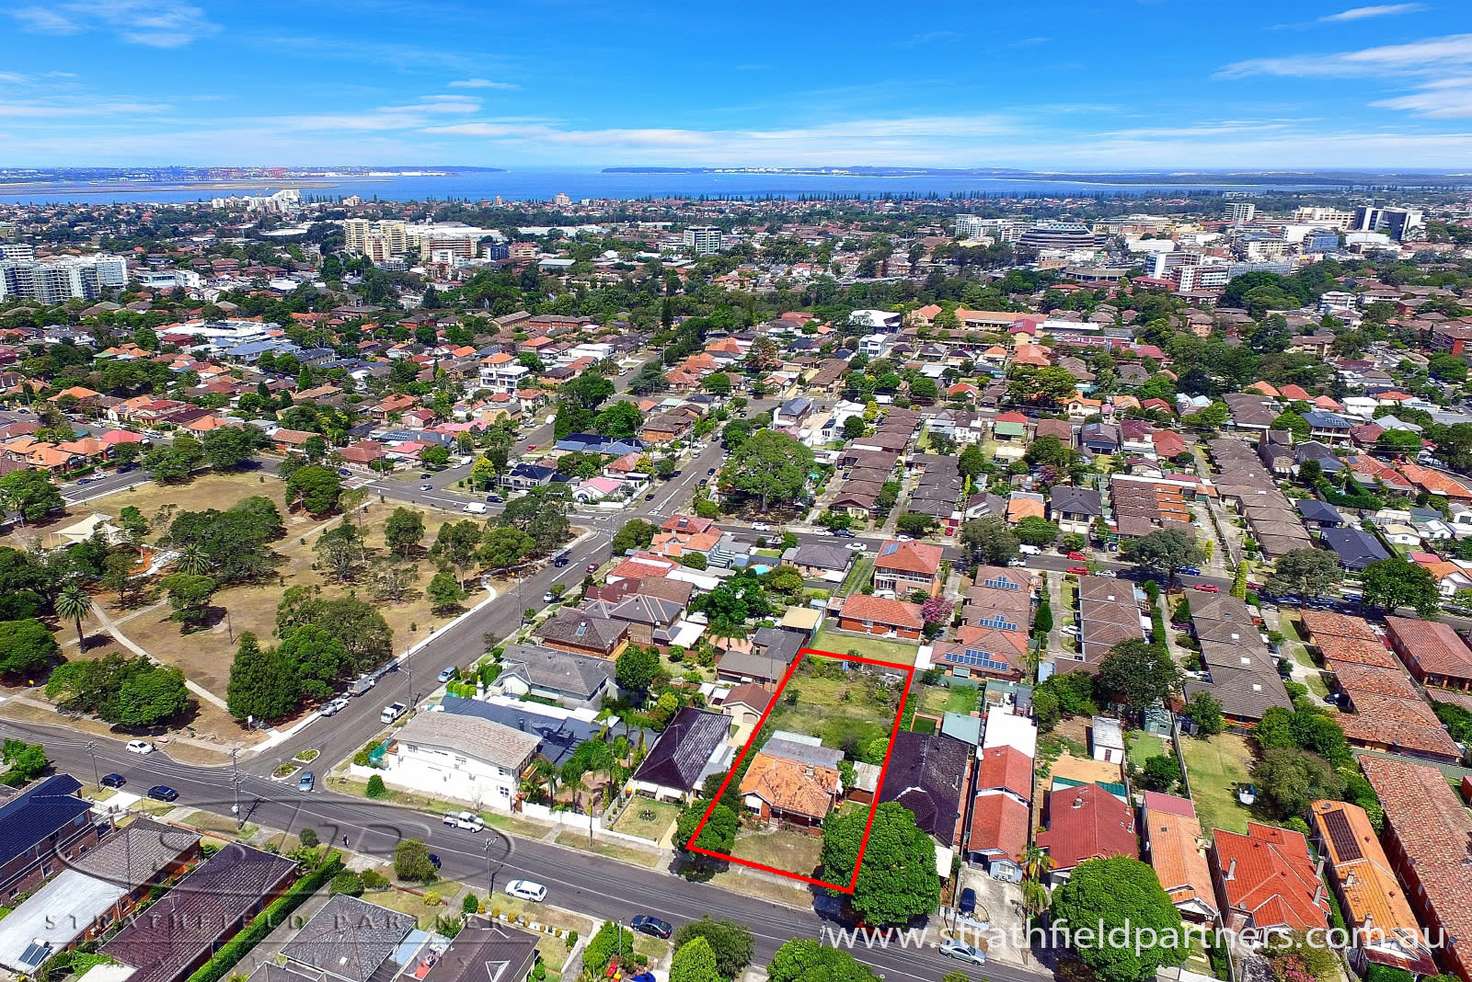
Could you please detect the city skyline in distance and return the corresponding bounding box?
[3,0,1472,169]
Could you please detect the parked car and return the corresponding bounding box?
[847,542,867,551]
[959,887,977,915]
[147,785,178,802]
[706,467,716,475]
[419,473,432,480]
[505,879,546,903]
[444,811,484,832]
[586,563,599,573]
[940,939,987,966]
[437,667,456,684]
[1179,565,1202,576]
[126,740,154,755]
[1066,566,1090,575]
[338,468,352,476]
[320,696,350,717]
[486,494,503,503]
[631,915,673,939]
[833,528,855,538]
[543,591,558,603]
[752,522,771,531]
[1193,584,1221,593]
[1066,550,1088,561]
[100,773,126,789]
[297,772,315,793]
[380,701,407,724]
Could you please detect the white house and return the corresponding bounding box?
[380,712,539,811]
[1090,716,1125,763]
[981,708,1038,758]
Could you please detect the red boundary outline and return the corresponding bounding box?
[684,645,917,892]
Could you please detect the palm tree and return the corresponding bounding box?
[176,544,209,575]
[55,582,91,652]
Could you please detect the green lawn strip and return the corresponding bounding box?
[1125,730,1167,768]
[1179,733,1255,834]
[810,627,918,665]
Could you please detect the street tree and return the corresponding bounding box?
[670,938,722,982]
[0,470,64,524]
[960,516,1019,566]
[820,801,938,925]
[226,632,301,723]
[1361,557,1440,616]
[0,618,59,676]
[1266,548,1343,599]
[1122,528,1203,582]
[1050,857,1187,982]
[719,429,814,512]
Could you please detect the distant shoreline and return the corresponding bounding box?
[0,175,454,194]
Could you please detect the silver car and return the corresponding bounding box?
[940,939,987,966]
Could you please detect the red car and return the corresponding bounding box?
[525,443,538,450]
[1193,584,1221,593]
[1066,565,1090,575]
[1066,551,1088,561]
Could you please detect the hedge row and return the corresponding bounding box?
[186,852,344,982]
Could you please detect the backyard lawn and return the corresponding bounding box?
[838,555,874,595]
[766,656,907,755]
[1125,730,1168,769]
[914,682,979,718]
[810,627,918,666]
[1180,732,1256,834]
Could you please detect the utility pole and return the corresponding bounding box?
[84,740,100,788]
[229,748,241,829]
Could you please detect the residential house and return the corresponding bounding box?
[495,643,616,708]
[420,920,540,982]
[740,734,843,827]
[965,745,1034,883]
[1141,792,1217,923]
[628,708,733,802]
[880,732,973,858]
[872,539,944,596]
[1211,823,1330,934]
[274,894,417,982]
[836,594,924,641]
[1360,756,1472,982]
[0,774,102,903]
[1310,799,1437,976]
[1050,486,1105,536]
[1385,615,1472,691]
[380,712,540,810]
[102,844,298,982]
[1320,527,1390,572]
[535,609,629,659]
[1035,783,1137,884]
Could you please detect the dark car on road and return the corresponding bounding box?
[100,773,126,789]
[631,915,673,939]
[148,785,178,802]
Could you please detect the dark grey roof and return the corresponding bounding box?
[786,542,853,571]
[535,610,626,652]
[443,697,651,768]
[421,919,538,982]
[1050,485,1104,517]
[632,707,728,792]
[1295,499,1344,524]
[72,818,198,890]
[281,895,414,982]
[753,626,805,664]
[496,644,613,700]
[1319,528,1389,571]
[0,774,91,866]
[879,732,971,841]
[103,844,299,982]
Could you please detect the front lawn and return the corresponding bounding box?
[610,797,680,842]
[730,823,824,877]
[810,627,918,666]
[1180,732,1256,834]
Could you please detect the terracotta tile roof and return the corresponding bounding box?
[839,594,924,630]
[967,793,1029,865]
[1143,792,1216,918]
[1360,756,1472,977]
[1036,783,1137,872]
[739,742,842,820]
[1310,799,1432,971]
[1213,823,1330,933]
[976,745,1033,802]
[873,539,944,576]
[1335,692,1461,759]
[1300,610,1381,643]
[1386,615,1472,681]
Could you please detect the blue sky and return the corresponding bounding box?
[3,0,1472,169]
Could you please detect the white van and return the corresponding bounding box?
[463,502,488,515]
[1018,544,1041,556]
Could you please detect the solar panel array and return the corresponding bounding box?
[975,613,1020,631]
[1322,807,1363,862]
[954,648,1012,673]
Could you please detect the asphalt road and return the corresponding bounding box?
[2,715,1047,982]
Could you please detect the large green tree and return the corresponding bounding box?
[0,470,64,524]
[286,465,344,516]
[1360,557,1440,616]
[960,516,1019,566]
[1121,528,1203,581]
[226,632,302,723]
[0,618,59,676]
[819,801,938,925]
[1266,548,1343,599]
[1097,639,1182,714]
[719,429,814,512]
[671,919,754,981]
[766,940,880,982]
[1051,857,1188,982]
[670,938,722,982]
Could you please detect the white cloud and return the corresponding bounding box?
[1372,76,1472,116]
[0,100,170,117]
[1320,3,1425,22]
[10,0,219,47]
[1219,33,1472,79]
[448,78,519,90]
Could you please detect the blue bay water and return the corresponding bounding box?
[0,168,1329,205]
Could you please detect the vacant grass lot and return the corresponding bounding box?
[86,474,492,730]
[1125,730,1168,768]
[810,627,918,666]
[766,655,906,757]
[1180,732,1256,834]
